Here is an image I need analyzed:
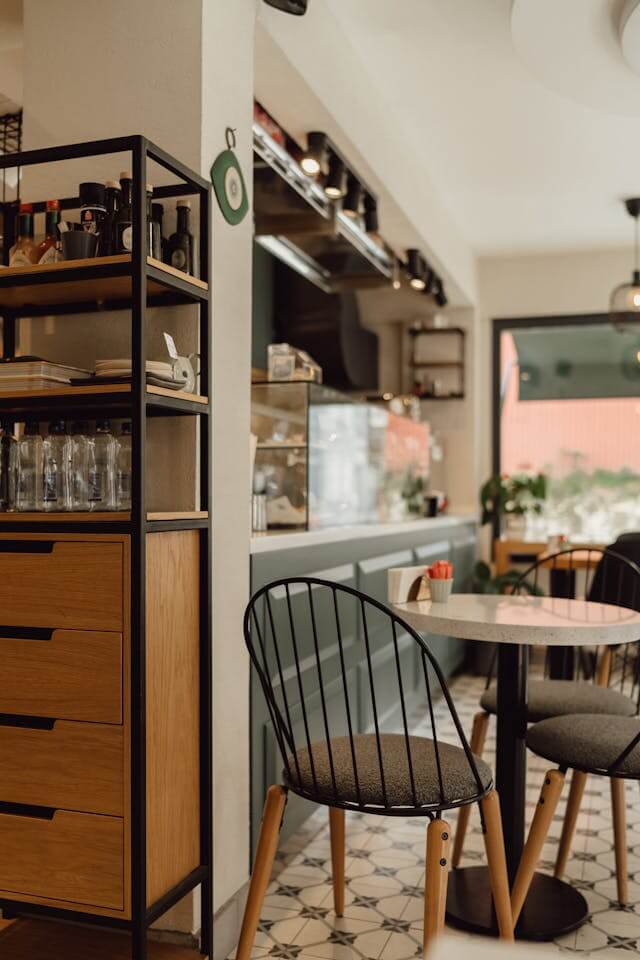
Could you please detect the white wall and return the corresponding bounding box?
[478,247,631,483]
[20,0,256,943]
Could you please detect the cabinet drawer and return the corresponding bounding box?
[0,721,123,816]
[0,630,122,723]
[0,539,123,630]
[0,809,123,910]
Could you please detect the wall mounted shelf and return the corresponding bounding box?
[408,326,466,400]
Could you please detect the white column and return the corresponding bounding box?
[21,0,256,948]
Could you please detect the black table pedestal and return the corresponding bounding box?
[446,867,587,941]
[445,641,589,941]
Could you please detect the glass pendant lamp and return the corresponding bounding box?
[610,198,640,331]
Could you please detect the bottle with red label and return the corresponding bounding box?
[9,203,39,267]
[37,199,61,264]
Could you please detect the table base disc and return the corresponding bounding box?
[446,866,588,941]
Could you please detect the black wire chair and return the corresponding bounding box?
[452,545,640,883]
[236,578,514,959]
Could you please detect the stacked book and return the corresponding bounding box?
[0,357,91,391]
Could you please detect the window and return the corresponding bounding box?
[496,317,640,542]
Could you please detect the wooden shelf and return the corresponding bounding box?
[0,511,208,523]
[0,383,209,417]
[410,361,463,369]
[0,255,208,311]
[0,918,207,960]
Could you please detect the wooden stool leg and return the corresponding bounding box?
[611,777,628,906]
[511,769,565,927]
[479,790,514,941]
[329,807,345,917]
[423,818,451,954]
[554,769,587,879]
[452,712,489,868]
[236,785,287,960]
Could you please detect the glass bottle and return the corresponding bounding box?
[115,421,132,510]
[36,200,61,264]
[69,421,91,511]
[0,424,17,512]
[16,421,43,512]
[115,172,133,253]
[151,201,164,261]
[88,419,116,511]
[101,180,121,257]
[79,181,107,237]
[9,203,39,267]
[43,420,71,512]
[166,199,194,275]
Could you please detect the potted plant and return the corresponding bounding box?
[480,472,546,534]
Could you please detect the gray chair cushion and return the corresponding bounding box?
[480,679,636,723]
[527,714,640,776]
[286,733,493,810]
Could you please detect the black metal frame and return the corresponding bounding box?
[245,577,490,818]
[491,313,611,539]
[0,136,213,960]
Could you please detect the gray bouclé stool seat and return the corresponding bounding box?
[511,713,640,924]
[479,679,636,724]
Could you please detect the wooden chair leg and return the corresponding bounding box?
[452,711,489,868]
[611,777,628,906]
[479,790,514,941]
[236,785,287,960]
[423,817,451,954]
[329,807,345,917]
[511,769,565,927]
[554,769,587,879]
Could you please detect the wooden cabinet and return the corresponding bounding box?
[0,530,202,923]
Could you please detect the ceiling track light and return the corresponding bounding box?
[343,174,364,218]
[433,275,448,307]
[301,132,326,177]
[392,258,402,290]
[363,193,379,233]
[262,0,309,14]
[407,248,426,290]
[610,197,640,331]
[324,152,347,199]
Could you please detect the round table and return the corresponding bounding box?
[393,593,640,942]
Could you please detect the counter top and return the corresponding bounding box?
[250,514,477,554]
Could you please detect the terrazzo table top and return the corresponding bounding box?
[394,593,640,646]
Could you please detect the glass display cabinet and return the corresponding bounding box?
[251,382,430,531]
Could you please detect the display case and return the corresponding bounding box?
[251,382,430,531]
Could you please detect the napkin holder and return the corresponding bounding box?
[388,566,431,604]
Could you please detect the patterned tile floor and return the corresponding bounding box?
[235,673,640,960]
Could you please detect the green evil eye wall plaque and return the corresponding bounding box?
[211,127,249,226]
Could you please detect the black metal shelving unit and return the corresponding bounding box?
[408,325,466,400]
[0,136,213,960]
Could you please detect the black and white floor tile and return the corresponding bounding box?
[233,673,640,960]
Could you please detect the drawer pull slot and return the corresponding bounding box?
[0,800,56,820]
[0,714,55,730]
[0,541,54,554]
[0,626,53,641]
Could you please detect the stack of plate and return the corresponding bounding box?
[94,359,187,390]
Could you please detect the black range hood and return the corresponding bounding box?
[253,120,393,294]
[275,259,379,392]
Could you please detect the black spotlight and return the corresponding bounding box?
[343,174,363,218]
[433,276,448,307]
[324,153,347,199]
[364,193,379,233]
[301,132,326,177]
[263,0,309,14]
[407,248,426,291]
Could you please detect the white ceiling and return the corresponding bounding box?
[324,0,640,256]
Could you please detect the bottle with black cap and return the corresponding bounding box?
[79,182,107,244]
[101,180,121,257]
[166,199,194,275]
